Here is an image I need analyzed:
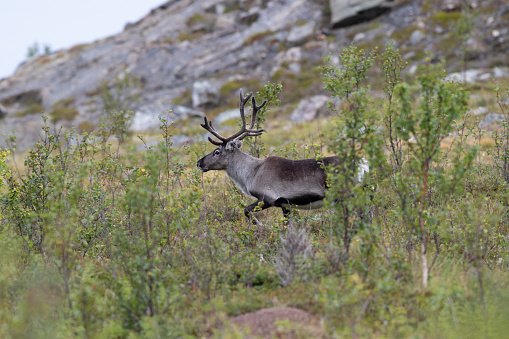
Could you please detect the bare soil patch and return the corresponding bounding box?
[226,306,326,338]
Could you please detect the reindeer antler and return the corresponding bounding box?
[237,94,267,141]
[200,89,267,145]
[200,117,228,146]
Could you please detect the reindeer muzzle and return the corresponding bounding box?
[196,158,208,172]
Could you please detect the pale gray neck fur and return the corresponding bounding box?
[225,149,262,198]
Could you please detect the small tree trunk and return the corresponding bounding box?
[421,237,428,288]
[420,159,429,288]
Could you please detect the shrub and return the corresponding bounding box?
[276,223,314,286]
[0,43,508,338]
[49,106,78,123]
[321,44,383,272]
[16,104,44,117]
[432,11,462,28]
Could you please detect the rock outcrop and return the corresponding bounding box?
[129,104,204,132]
[330,0,397,28]
[290,95,330,123]
[0,0,327,149]
[0,0,507,150]
[192,80,220,109]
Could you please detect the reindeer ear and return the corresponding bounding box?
[225,140,242,151]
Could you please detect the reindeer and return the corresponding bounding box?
[196,89,369,222]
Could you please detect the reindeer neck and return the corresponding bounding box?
[225,149,263,197]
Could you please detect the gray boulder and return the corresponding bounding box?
[290,95,330,123]
[130,104,204,132]
[409,30,425,45]
[330,0,397,28]
[442,0,461,11]
[471,106,489,116]
[214,109,241,125]
[192,80,220,109]
[481,113,506,128]
[494,67,509,78]
[445,69,490,83]
[287,21,315,46]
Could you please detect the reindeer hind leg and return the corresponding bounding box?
[281,206,291,218]
[274,197,292,221]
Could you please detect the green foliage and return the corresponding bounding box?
[77,121,96,133]
[0,44,508,338]
[321,44,384,273]
[379,41,407,170]
[220,78,263,97]
[185,12,214,35]
[16,103,44,117]
[392,57,478,287]
[0,149,8,220]
[432,11,462,28]
[490,84,509,183]
[177,32,200,42]
[455,5,477,79]
[271,64,323,104]
[100,73,141,113]
[390,26,415,43]
[322,44,376,98]
[455,6,475,46]
[186,13,206,26]
[98,109,134,144]
[98,73,141,144]
[171,88,192,106]
[26,42,51,58]
[321,44,484,295]
[49,107,78,123]
[0,111,211,335]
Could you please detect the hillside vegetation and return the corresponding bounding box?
[1,42,508,338]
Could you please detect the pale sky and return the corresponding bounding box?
[0,0,167,79]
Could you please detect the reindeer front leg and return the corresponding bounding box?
[244,200,273,225]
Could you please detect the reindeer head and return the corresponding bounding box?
[196,89,267,172]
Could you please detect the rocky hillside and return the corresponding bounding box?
[0,0,508,149]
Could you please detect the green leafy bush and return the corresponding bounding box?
[0,44,508,338]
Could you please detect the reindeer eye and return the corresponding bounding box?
[213,149,220,156]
